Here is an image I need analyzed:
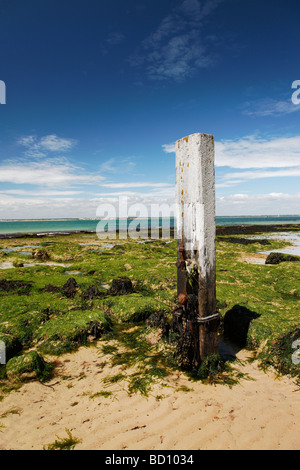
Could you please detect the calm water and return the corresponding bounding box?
[0,215,299,235]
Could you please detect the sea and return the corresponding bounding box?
[0,215,299,235]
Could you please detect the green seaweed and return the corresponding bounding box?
[43,428,82,450]
[0,229,299,390]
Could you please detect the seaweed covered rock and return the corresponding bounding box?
[62,277,79,298]
[104,293,161,323]
[36,309,113,354]
[0,279,32,295]
[13,261,24,268]
[40,283,61,293]
[260,329,300,383]
[265,252,300,265]
[70,321,106,345]
[218,237,271,246]
[0,332,22,362]
[81,285,101,300]
[223,305,261,347]
[109,277,134,296]
[6,350,49,382]
[32,249,50,261]
[87,320,107,339]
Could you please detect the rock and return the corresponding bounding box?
[82,285,101,300]
[109,277,134,296]
[32,249,50,261]
[87,320,105,339]
[265,252,300,265]
[62,277,79,298]
[6,350,47,382]
[223,305,261,347]
[0,279,32,295]
[40,284,60,293]
[123,263,132,271]
[218,237,271,246]
[40,307,52,323]
[216,224,295,236]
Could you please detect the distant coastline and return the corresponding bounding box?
[1,215,300,223]
[0,215,299,238]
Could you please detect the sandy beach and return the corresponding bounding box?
[0,226,299,451]
[0,340,299,451]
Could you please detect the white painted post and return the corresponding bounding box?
[175,133,218,363]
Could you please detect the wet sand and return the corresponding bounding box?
[0,345,299,451]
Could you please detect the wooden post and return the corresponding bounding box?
[175,133,218,365]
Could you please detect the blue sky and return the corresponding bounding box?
[0,0,300,218]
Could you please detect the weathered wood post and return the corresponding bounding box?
[175,133,219,366]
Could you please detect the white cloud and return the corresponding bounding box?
[0,190,298,219]
[222,167,300,183]
[18,134,77,157]
[162,142,176,153]
[95,183,175,203]
[129,0,222,81]
[39,134,76,152]
[100,182,172,189]
[99,157,136,174]
[243,98,300,117]
[0,190,176,219]
[0,194,102,219]
[216,192,300,216]
[163,134,300,195]
[215,135,300,169]
[0,189,83,197]
[99,158,116,173]
[0,159,104,187]
[163,134,300,169]
[18,136,36,147]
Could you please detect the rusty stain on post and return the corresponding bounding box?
[175,132,219,364]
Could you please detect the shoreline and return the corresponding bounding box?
[0,223,299,240]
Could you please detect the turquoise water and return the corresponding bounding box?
[0,216,299,235]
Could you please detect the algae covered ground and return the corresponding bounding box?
[0,226,299,397]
